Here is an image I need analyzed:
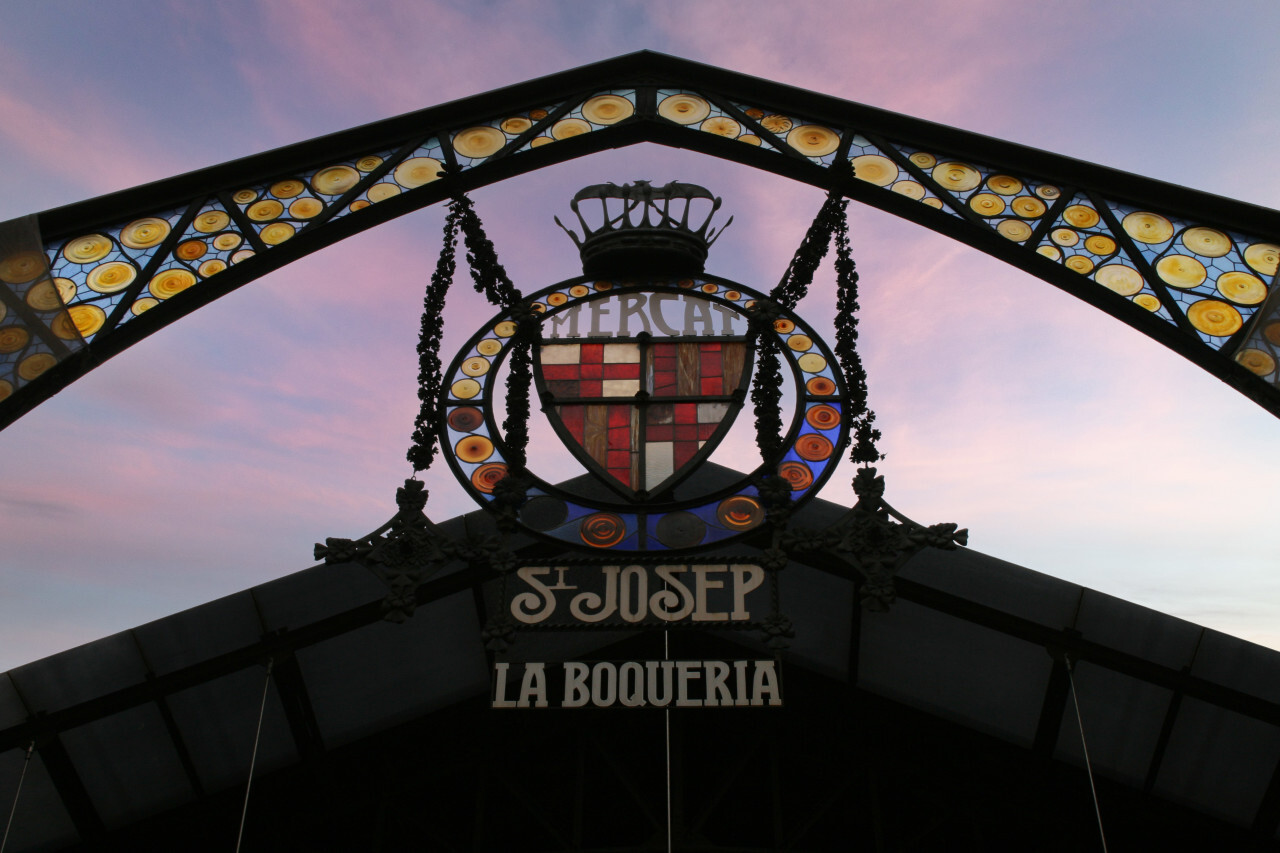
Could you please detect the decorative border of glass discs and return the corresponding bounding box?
[439,275,849,553]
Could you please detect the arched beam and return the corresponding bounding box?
[2,50,1278,431]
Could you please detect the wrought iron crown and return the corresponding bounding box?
[555,180,732,275]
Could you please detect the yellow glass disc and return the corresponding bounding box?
[773,318,796,333]
[1037,245,1061,260]
[212,233,242,251]
[149,268,197,300]
[453,126,506,159]
[500,116,532,134]
[787,126,840,157]
[1011,196,1047,218]
[193,210,230,233]
[367,183,400,203]
[349,200,371,212]
[231,249,255,264]
[787,334,813,352]
[198,259,227,278]
[529,136,553,148]
[0,251,45,284]
[760,114,793,134]
[25,279,68,311]
[1095,264,1143,296]
[477,339,502,356]
[552,118,591,139]
[120,217,171,249]
[1245,243,1280,276]
[1035,185,1061,199]
[175,240,207,261]
[1187,299,1242,336]
[987,175,1023,195]
[932,162,982,192]
[969,193,1005,217]
[1181,227,1231,257]
[738,135,762,146]
[700,116,741,137]
[1065,255,1094,274]
[356,155,383,172]
[997,220,1032,241]
[922,198,944,210]
[569,284,591,297]
[1063,205,1100,229]
[86,261,137,294]
[394,157,442,188]
[17,352,56,381]
[908,151,936,168]
[1133,294,1161,311]
[67,304,105,337]
[658,94,711,125]
[232,189,258,204]
[451,378,481,400]
[1236,348,1276,376]
[461,357,491,377]
[1051,228,1079,246]
[1155,254,1207,288]
[494,321,517,338]
[529,108,548,120]
[0,326,30,353]
[63,234,112,264]
[797,353,827,373]
[0,380,11,401]
[1123,211,1174,244]
[1084,235,1117,255]
[289,198,324,219]
[311,165,360,196]
[270,179,305,199]
[1217,271,1267,305]
[546,292,568,306]
[582,95,634,125]
[247,200,283,221]
[260,222,295,245]
[131,297,159,315]
[892,180,925,199]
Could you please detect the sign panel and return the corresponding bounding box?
[491,659,783,709]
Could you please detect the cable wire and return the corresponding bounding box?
[0,741,33,853]
[235,659,274,853]
[1066,659,1109,853]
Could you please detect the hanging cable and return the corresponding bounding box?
[1066,658,1109,853]
[0,741,33,853]
[235,659,274,853]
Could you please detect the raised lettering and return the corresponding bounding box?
[703,661,732,707]
[646,660,675,707]
[591,662,617,707]
[676,661,703,707]
[569,566,619,622]
[693,565,728,622]
[752,660,782,707]
[619,661,646,707]
[511,566,557,624]
[730,564,764,620]
[519,662,548,708]
[617,293,652,336]
[651,566,694,621]
[563,662,590,707]
[618,565,648,622]
[492,662,517,708]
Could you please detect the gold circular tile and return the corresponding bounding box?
[289,198,324,219]
[787,334,813,352]
[0,326,30,353]
[1095,264,1144,296]
[789,126,840,157]
[461,356,491,377]
[231,249,255,264]
[1181,227,1231,258]
[198,259,226,278]
[260,222,295,245]
[1133,293,1161,311]
[759,114,793,134]
[1155,254,1207,288]
[1051,228,1079,246]
[193,211,230,233]
[738,134,762,146]
[1236,348,1276,376]
[120,218,171,249]
[455,434,494,463]
[932,161,982,192]
[582,94,634,125]
[1063,205,1100,229]
[969,193,1005,217]
[987,175,1023,195]
[86,261,137,294]
[476,339,502,356]
[1217,271,1267,305]
[551,118,591,139]
[311,165,360,196]
[367,183,400,203]
[66,304,105,337]
[1010,196,1047,218]
[247,200,283,221]
[149,268,198,299]
[1084,235,1117,256]
[1065,255,1094,274]
[797,353,827,373]
[355,155,383,172]
[232,189,258,204]
[1187,299,1242,336]
[270,179,305,199]
[1123,211,1174,244]
[394,157,443,188]
[17,352,56,381]
[908,151,936,168]
[997,219,1033,241]
[500,116,532,135]
[851,154,898,186]
[1037,245,1061,261]
[451,378,481,399]
[891,180,925,199]
[1245,243,1280,276]
[701,116,741,137]
[63,234,112,265]
[1035,185,1061,199]
[494,321,517,338]
[453,125,506,159]
[175,240,207,261]
[213,233,242,251]
[25,278,74,311]
[131,297,159,315]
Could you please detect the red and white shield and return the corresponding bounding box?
[537,338,750,498]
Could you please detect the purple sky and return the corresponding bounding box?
[2,0,1279,671]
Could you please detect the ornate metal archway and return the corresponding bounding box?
[2,50,1278,430]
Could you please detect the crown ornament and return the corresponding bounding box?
[555,180,733,276]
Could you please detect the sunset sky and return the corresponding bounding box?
[1,0,1279,671]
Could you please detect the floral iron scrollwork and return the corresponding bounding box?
[783,467,968,612]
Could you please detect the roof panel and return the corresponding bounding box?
[0,747,79,852]
[1054,661,1171,786]
[251,561,386,632]
[0,673,28,729]
[858,598,1053,746]
[898,547,1081,629]
[8,633,146,713]
[1192,629,1280,706]
[296,590,488,747]
[166,666,298,792]
[1154,697,1280,825]
[1073,590,1203,670]
[778,562,855,681]
[132,590,264,676]
[60,704,194,829]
